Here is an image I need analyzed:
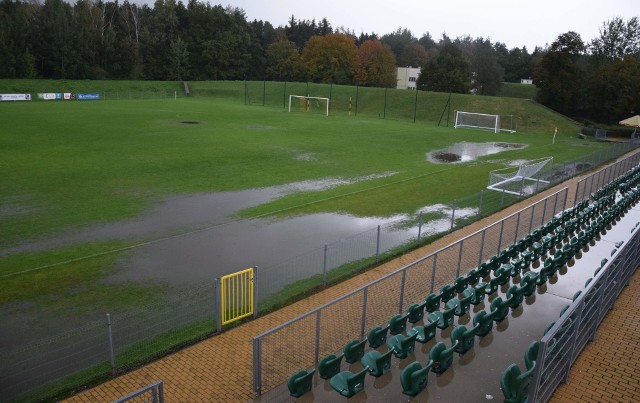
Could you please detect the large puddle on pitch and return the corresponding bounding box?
[427,142,527,163]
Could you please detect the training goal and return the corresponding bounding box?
[454,111,515,133]
[288,95,330,116]
[487,157,553,196]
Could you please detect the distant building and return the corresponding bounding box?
[397,67,421,90]
[520,78,533,85]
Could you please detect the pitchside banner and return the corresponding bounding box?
[37,93,62,100]
[76,93,100,101]
[0,94,31,101]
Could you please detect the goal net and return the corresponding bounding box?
[288,95,330,116]
[454,111,515,133]
[487,157,553,196]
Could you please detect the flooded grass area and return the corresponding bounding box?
[427,142,527,163]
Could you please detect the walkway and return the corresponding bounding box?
[66,155,639,402]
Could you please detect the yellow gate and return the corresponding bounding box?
[218,267,255,327]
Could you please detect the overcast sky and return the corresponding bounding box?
[217,0,637,50]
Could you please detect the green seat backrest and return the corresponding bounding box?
[400,361,430,397]
[343,339,366,364]
[318,353,343,379]
[287,369,315,397]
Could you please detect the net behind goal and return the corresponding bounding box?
[455,111,515,133]
[488,157,553,196]
[288,95,330,116]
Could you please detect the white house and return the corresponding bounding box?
[397,67,420,90]
[520,78,533,85]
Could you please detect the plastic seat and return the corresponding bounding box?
[446,296,471,317]
[521,250,534,264]
[477,261,491,277]
[429,340,458,374]
[450,325,475,355]
[387,332,418,359]
[495,264,511,285]
[519,272,538,296]
[343,339,366,364]
[428,306,455,330]
[484,277,501,295]
[467,283,486,305]
[407,302,426,323]
[400,360,433,397]
[465,268,481,285]
[408,321,437,344]
[505,285,525,309]
[472,310,494,337]
[360,349,393,377]
[367,325,389,348]
[329,366,368,398]
[318,353,344,379]
[500,363,535,403]
[511,257,526,274]
[453,275,468,293]
[287,368,315,397]
[424,292,442,313]
[389,313,409,335]
[490,297,509,322]
[440,284,456,303]
[525,341,539,371]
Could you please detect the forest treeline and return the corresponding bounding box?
[1,0,639,122]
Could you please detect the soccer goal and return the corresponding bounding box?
[454,111,515,133]
[288,95,330,116]
[487,157,553,196]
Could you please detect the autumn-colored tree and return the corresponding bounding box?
[398,42,428,68]
[353,39,396,87]
[265,38,299,80]
[299,33,356,84]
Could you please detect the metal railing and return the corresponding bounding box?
[574,151,640,203]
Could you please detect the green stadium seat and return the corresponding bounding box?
[367,325,389,349]
[446,294,471,317]
[407,302,426,324]
[519,272,538,296]
[490,297,509,322]
[505,285,525,309]
[343,339,367,364]
[454,275,469,293]
[500,363,535,403]
[389,313,409,335]
[472,310,494,337]
[440,284,456,303]
[318,353,344,379]
[477,261,492,278]
[450,325,476,355]
[468,283,486,305]
[425,292,442,313]
[429,340,458,374]
[400,360,433,397]
[484,277,501,295]
[428,305,455,330]
[387,332,418,359]
[329,366,368,398]
[495,264,512,285]
[288,368,315,398]
[408,321,437,344]
[465,268,481,285]
[525,342,539,371]
[360,349,393,377]
[521,250,534,264]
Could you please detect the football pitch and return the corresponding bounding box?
[0,94,612,308]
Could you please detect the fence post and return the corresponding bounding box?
[430,254,438,293]
[497,220,505,254]
[214,278,222,332]
[253,267,258,319]
[314,311,321,364]
[398,269,407,313]
[253,338,262,395]
[456,240,464,277]
[375,225,381,263]
[360,288,368,339]
[478,190,484,217]
[478,229,486,265]
[514,211,521,243]
[450,200,457,230]
[417,212,423,241]
[106,313,116,376]
[500,188,505,207]
[322,244,328,286]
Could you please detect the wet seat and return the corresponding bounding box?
[500,363,535,403]
[440,284,456,303]
[450,324,476,355]
[367,325,390,349]
[429,340,458,374]
[387,332,418,359]
[505,285,526,308]
[525,340,539,371]
[472,310,494,337]
[329,366,368,398]
[424,292,442,313]
[287,368,315,398]
[343,339,366,364]
[490,296,510,322]
[318,353,344,379]
[407,302,426,324]
[389,313,409,335]
[408,319,438,344]
[446,293,471,317]
[360,349,393,377]
[400,360,433,397]
[428,305,455,330]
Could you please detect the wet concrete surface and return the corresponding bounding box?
[427,142,526,164]
[259,204,640,402]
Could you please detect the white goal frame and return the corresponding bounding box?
[454,111,516,133]
[288,95,330,116]
[487,157,553,196]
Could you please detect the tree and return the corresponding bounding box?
[380,28,416,61]
[265,37,299,80]
[534,32,586,114]
[398,42,428,68]
[590,17,640,60]
[299,33,356,84]
[353,39,396,87]
[417,42,470,93]
[586,56,640,122]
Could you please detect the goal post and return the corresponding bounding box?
[454,111,515,133]
[487,157,553,196]
[288,95,330,116]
